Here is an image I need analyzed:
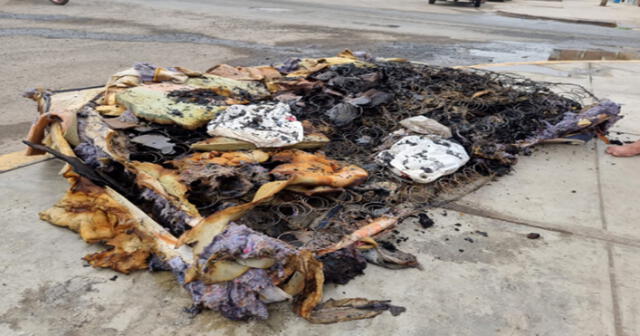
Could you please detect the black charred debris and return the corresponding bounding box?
[24,54,622,324]
[64,60,613,239]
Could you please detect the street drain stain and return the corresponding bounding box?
[352,21,400,28]
[251,7,292,13]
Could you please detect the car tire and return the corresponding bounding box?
[429,0,436,4]
[473,0,481,7]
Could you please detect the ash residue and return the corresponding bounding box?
[168,88,227,105]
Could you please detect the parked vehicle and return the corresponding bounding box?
[50,0,69,5]
[429,0,484,7]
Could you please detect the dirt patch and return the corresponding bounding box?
[0,277,108,334]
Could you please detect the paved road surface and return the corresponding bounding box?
[1,0,638,154]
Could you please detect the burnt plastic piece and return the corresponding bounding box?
[23,141,132,198]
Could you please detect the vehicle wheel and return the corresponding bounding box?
[50,0,69,5]
[429,0,436,4]
[473,0,481,7]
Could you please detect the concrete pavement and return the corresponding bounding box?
[493,0,640,29]
[306,0,640,29]
[0,60,638,335]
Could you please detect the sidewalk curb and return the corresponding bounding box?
[496,10,618,28]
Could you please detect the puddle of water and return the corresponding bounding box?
[548,49,640,61]
[466,43,640,64]
[467,41,555,63]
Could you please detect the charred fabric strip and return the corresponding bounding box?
[25,51,622,326]
[523,99,621,145]
[361,245,421,269]
[139,188,193,236]
[307,298,406,324]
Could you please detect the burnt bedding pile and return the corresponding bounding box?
[23,51,621,324]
